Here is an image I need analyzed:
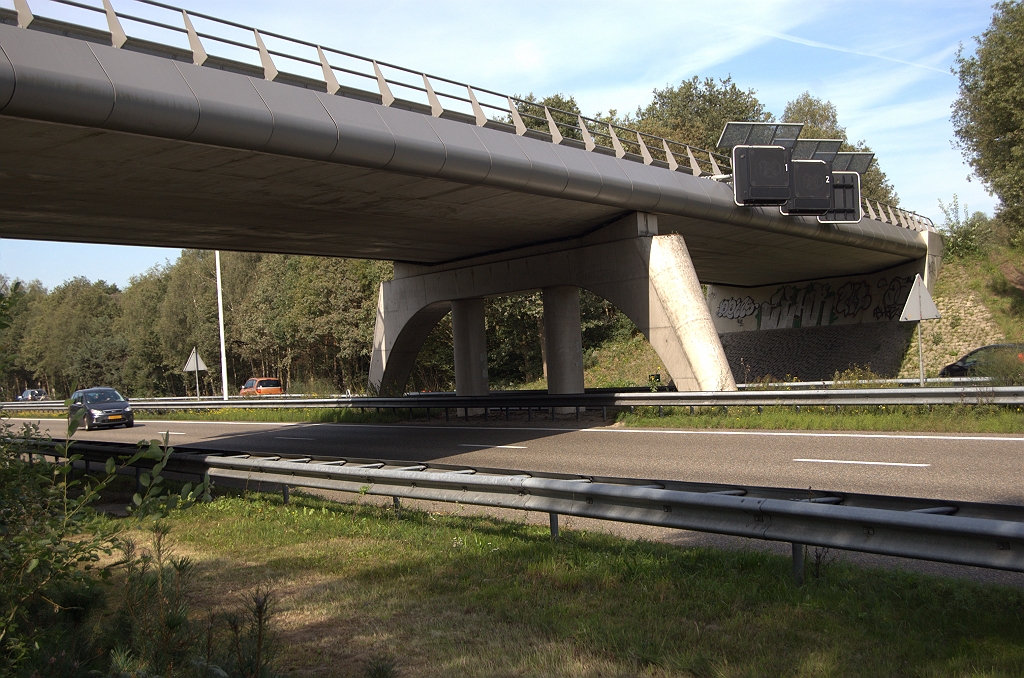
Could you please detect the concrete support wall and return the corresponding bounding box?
[451,298,488,396]
[542,287,585,394]
[707,229,942,383]
[369,213,736,395]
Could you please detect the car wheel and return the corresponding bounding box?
[84,417,94,431]
[124,421,134,428]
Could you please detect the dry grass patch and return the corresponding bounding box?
[138,490,1024,677]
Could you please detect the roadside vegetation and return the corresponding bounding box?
[8,412,1024,676]
[98,489,1024,676]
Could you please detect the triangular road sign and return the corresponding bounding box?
[183,347,208,372]
[900,274,941,322]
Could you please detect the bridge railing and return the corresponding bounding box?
[864,198,935,232]
[5,0,732,177]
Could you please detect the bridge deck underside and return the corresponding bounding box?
[0,117,913,288]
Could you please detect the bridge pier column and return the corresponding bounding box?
[452,298,488,415]
[369,213,736,396]
[542,286,584,411]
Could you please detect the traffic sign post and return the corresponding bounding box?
[900,274,941,386]
[183,346,208,400]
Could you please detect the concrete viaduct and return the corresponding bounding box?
[0,2,941,396]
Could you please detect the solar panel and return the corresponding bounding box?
[831,152,874,173]
[717,122,804,150]
[818,171,862,224]
[791,139,843,164]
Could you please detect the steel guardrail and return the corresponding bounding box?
[28,439,1024,575]
[4,385,1024,415]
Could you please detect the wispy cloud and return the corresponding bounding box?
[752,30,954,75]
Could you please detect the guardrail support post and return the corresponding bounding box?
[282,485,290,505]
[135,465,141,493]
[792,542,805,585]
[549,512,559,540]
[393,496,401,518]
[445,407,449,422]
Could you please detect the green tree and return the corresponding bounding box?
[115,267,174,396]
[20,278,123,396]
[514,93,582,133]
[156,251,223,397]
[630,75,772,152]
[782,91,899,204]
[0,278,37,399]
[952,1,1024,243]
[938,194,991,258]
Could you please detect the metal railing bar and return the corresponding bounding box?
[194,30,258,52]
[114,11,186,34]
[265,48,320,68]
[327,65,377,83]
[135,0,255,34]
[48,0,104,14]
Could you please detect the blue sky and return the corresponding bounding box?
[0,0,998,289]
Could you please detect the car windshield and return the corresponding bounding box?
[85,390,125,404]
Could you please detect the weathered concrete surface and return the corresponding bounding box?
[707,229,944,381]
[542,286,585,396]
[452,298,489,397]
[369,213,736,395]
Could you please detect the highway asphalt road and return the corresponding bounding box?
[13,416,1024,585]
[16,416,1023,505]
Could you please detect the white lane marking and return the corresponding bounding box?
[12,418,1021,443]
[794,458,931,467]
[458,444,528,449]
[273,422,1024,443]
[136,420,299,427]
[590,429,1024,443]
[160,432,187,435]
[275,436,315,440]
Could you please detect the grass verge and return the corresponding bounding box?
[150,490,1024,677]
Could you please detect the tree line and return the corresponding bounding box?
[0,251,634,399]
[1,84,909,399]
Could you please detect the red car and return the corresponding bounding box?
[239,377,284,396]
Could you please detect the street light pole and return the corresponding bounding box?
[215,250,229,401]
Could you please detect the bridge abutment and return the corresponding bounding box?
[368,213,736,396]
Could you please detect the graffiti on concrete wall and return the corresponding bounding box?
[835,281,873,318]
[716,296,757,320]
[713,276,913,331]
[873,276,915,320]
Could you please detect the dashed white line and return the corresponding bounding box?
[794,458,931,467]
[458,444,528,449]
[590,429,1024,443]
[160,432,187,435]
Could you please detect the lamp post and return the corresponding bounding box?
[215,250,229,401]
